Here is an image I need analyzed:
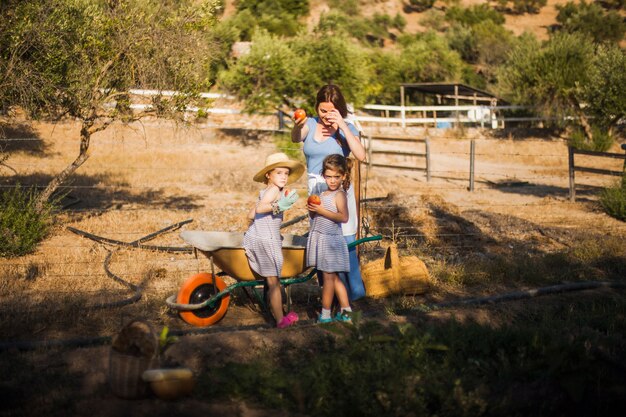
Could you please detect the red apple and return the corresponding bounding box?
[294,108,306,122]
[307,195,321,205]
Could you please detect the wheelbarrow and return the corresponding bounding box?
[166,231,382,327]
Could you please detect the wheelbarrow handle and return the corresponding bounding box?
[348,234,382,249]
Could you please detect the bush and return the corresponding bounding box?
[600,175,626,221]
[496,0,547,14]
[407,0,436,12]
[445,4,505,27]
[1,185,54,257]
[556,0,625,44]
[568,127,614,152]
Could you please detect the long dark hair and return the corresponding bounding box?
[321,154,352,191]
[315,84,348,118]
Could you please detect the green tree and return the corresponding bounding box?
[218,31,300,111]
[366,32,466,104]
[498,32,600,144]
[219,33,370,111]
[233,0,310,38]
[582,44,626,135]
[445,4,505,26]
[0,0,220,210]
[556,0,625,44]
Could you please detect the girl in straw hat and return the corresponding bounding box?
[243,152,304,328]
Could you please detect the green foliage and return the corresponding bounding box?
[315,10,405,47]
[366,32,466,104]
[408,0,436,12]
[219,31,299,111]
[236,0,310,18]
[600,175,626,221]
[328,0,360,14]
[0,0,219,119]
[446,19,514,68]
[597,0,625,9]
[496,0,547,14]
[445,4,505,27]
[581,44,626,131]
[220,32,370,111]
[1,185,54,257]
[199,299,626,416]
[555,0,625,44]
[233,0,309,38]
[498,32,593,121]
[568,127,614,152]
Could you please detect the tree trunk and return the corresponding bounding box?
[34,121,92,212]
[570,97,594,144]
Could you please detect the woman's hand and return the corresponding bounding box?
[291,115,309,143]
[325,109,346,130]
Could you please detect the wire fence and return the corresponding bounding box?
[2,129,625,288]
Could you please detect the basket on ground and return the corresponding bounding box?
[362,243,431,298]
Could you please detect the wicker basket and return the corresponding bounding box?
[109,349,160,399]
[108,320,160,399]
[362,243,431,298]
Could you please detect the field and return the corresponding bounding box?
[1,115,625,416]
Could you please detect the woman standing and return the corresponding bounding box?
[291,84,367,301]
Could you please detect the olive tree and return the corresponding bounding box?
[498,32,597,143]
[219,32,370,112]
[0,0,220,210]
[581,44,626,135]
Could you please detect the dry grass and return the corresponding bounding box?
[2,117,625,344]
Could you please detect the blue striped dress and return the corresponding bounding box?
[243,189,283,277]
[306,190,350,273]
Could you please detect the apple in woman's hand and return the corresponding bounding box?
[294,109,306,122]
[307,195,321,205]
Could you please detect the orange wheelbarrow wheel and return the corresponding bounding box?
[177,272,230,327]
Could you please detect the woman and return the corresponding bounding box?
[291,84,367,301]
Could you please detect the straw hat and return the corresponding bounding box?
[253,152,305,184]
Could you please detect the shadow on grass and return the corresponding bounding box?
[3,172,202,210]
[489,127,564,141]
[196,292,626,417]
[0,123,50,156]
[486,180,609,201]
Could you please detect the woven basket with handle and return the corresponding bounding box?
[362,243,431,298]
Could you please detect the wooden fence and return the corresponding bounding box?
[568,145,626,202]
[364,134,431,181]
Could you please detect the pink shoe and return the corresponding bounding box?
[277,311,299,329]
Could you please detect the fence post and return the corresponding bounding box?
[425,137,431,182]
[277,110,285,130]
[568,146,575,202]
[621,144,626,188]
[469,139,475,191]
[367,134,373,175]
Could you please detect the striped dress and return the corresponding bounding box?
[306,190,350,273]
[243,189,283,277]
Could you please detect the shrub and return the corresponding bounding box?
[445,4,505,27]
[556,0,625,44]
[600,175,626,221]
[407,0,436,12]
[496,0,547,14]
[1,185,55,257]
[568,127,614,152]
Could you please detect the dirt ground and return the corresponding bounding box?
[1,114,625,416]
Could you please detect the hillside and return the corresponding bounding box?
[224,0,570,41]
